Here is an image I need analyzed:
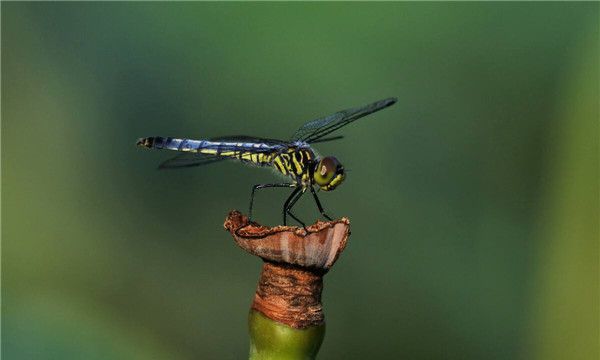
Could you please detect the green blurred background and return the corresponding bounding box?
[2,3,598,359]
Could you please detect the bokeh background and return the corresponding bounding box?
[2,3,598,359]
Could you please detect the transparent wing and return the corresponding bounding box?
[158,152,226,170]
[307,135,344,144]
[208,135,288,146]
[291,97,397,143]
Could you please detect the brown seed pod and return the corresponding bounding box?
[224,211,351,328]
[224,211,350,271]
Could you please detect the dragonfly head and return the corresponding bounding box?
[313,156,345,191]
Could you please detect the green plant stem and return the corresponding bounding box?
[248,310,325,360]
[224,211,350,360]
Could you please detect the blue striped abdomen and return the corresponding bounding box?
[149,136,275,152]
[138,136,282,166]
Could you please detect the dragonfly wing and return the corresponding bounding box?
[158,152,226,170]
[291,97,397,143]
[209,135,288,146]
[304,135,344,144]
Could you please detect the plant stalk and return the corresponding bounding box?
[224,211,350,360]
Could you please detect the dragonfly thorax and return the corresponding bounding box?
[313,156,345,191]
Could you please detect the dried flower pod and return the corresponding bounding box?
[224,211,350,271]
[224,211,351,330]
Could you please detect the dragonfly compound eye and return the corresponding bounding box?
[314,156,345,191]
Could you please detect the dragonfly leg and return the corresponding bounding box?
[249,183,295,221]
[283,187,306,227]
[287,190,307,228]
[310,186,333,221]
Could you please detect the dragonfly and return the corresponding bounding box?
[137,97,397,226]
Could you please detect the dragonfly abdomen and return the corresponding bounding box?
[138,136,280,166]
